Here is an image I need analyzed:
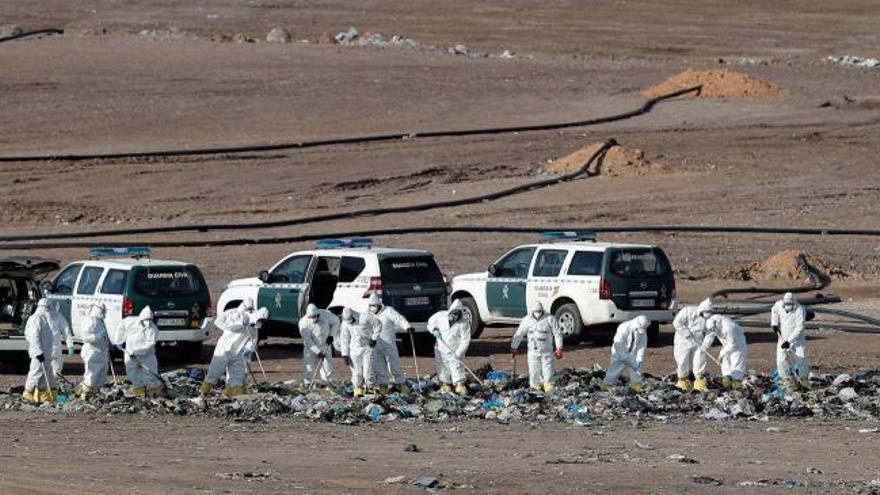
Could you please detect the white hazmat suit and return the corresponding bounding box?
[771,292,809,388]
[603,315,649,390]
[203,299,258,396]
[298,304,341,386]
[427,299,472,394]
[368,293,411,392]
[46,300,74,379]
[80,302,110,398]
[511,302,563,393]
[672,298,713,391]
[23,299,55,402]
[121,306,160,397]
[702,314,749,387]
[339,307,382,396]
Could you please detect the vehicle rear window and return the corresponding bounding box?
[379,256,443,284]
[132,266,205,297]
[76,266,105,295]
[339,256,366,283]
[568,251,603,276]
[100,269,128,295]
[609,249,670,277]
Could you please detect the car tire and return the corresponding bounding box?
[647,321,660,347]
[457,296,484,339]
[554,303,584,345]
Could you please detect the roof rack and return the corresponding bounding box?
[89,246,152,259]
[315,238,374,249]
[540,230,597,243]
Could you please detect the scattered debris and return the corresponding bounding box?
[412,476,442,489]
[668,454,699,464]
[451,43,469,56]
[644,69,783,99]
[827,55,880,69]
[545,142,669,177]
[380,475,408,485]
[404,443,420,453]
[334,26,360,44]
[692,476,724,486]
[266,27,292,44]
[214,470,278,481]
[500,50,516,59]
[0,24,23,38]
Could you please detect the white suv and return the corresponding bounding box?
[216,239,448,353]
[450,232,677,344]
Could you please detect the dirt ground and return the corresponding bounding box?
[2,0,880,492]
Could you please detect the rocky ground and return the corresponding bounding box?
[2,0,880,492]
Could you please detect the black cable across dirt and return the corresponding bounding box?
[0,28,63,44]
[0,85,700,163]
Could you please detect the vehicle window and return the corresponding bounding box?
[76,266,105,295]
[609,249,670,277]
[100,269,128,295]
[532,249,568,277]
[0,277,16,321]
[53,263,82,295]
[568,251,603,276]
[269,255,312,284]
[494,247,536,278]
[379,256,444,284]
[339,257,366,283]
[132,266,206,297]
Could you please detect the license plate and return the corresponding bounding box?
[631,299,655,308]
[157,318,187,327]
[405,297,430,306]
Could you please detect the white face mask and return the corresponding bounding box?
[784,303,794,312]
[369,305,380,315]
[532,311,543,319]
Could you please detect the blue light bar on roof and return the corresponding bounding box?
[315,238,374,249]
[89,246,152,259]
[541,230,597,242]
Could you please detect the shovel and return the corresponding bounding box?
[408,330,422,393]
[435,334,484,386]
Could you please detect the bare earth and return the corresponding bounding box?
[1,1,880,493]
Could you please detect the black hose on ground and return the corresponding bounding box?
[0,86,700,163]
[0,28,63,44]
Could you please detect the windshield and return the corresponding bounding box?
[379,256,443,284]
[132,266,206,297]
[609,249,670,278]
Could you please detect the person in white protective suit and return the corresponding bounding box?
[80,302,110,400]
[338,307,382,397]
[45,300,74,380]
[367,292,412,394]
[701,314,749,389]
[119,306,160,398]
[201,298,259,397]
[603,315,649,391]
[427,299,472,395]
[510,301,563,393]
[771,292,809,390]
[672,298,714,391]
[23,299,56,403]
[298,303,341,388]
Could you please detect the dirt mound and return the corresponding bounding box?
[732,250,849,283]
[545,142,669,177]
[644,69,782,99]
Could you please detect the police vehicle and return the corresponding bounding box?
[44,248,213,358]
[216,238,447,353]
[450,231,677,344]
[0,257,60,371]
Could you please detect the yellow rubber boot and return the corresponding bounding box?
[439,383,452,394]
[378,385,390,396]
[674,372,691,391]
[226,385,246,397]
[132,386,146,398]
[398,383,411,395]
[353,386,365,397]
[629,381,644,392]
[455,383,468,395]
[23,389,37,402]
[693,376,709,393]
[80,385,93,401]
[600,382,612,392]
[543,383,556,393]
[199,382,213,396]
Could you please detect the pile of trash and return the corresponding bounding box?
[826,55,880,69]
[5,365,880,425]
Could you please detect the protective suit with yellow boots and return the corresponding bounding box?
[427,300,472,395]
[298,304,341,389]
[672,298,713,391]
[202,299,261,397]
[120,306,161,398]
[510,302,563,393]
[603,315,649,391]
[80,302,110,400]
[702,315,749,390]
[339,307,382,397]
[23,299,56,403]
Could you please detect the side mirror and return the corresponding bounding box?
[258,271,270,283]
[487,264,498,277]
[40,281,54,295]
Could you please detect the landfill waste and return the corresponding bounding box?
[0,24,24,38]
[412,476,442,489]
[6,366,880,425]
[266,27,292,44]
[827,55,880,69]
[693,476,724,486]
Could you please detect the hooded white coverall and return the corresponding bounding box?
[24,302,55,395]
[604,317,648,386]
[702,315,748,381]
[299,309,341,385]
[205,302,255,389]
[371,305,410,386]
[81,304,110,389]
[339,309,382,389]
[511,312,563,389]
[672,299,712,377]
[771,299,808,381]
[121,307,160,392]
[427,300,472,386]
[46,301,73,378]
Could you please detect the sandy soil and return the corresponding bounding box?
[2,0,880,492]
